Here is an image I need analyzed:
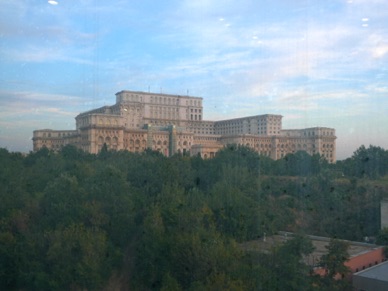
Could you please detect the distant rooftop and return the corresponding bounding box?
[353,261,388,291]
[241,231,382,266]
[354,260,388,281]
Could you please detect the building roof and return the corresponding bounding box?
[353,261,388,282]
[214,114,283,123]
[241,231,382,266]
[115,90,203,99]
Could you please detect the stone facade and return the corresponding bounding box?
[381,199,388,229]
[32,90,337,162]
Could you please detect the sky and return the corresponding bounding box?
[0,0,387,160]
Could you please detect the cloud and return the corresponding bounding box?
[0,0,101,65]
[0,90,90,104]
[371,44,388,58]
[2,45,94,64]
[0,0,387,157]
[365,84,388,93]
[0,90,103,125]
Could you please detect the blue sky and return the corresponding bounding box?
[0,0,387,159]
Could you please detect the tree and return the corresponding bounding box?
[0,231,18,290]
[345,145,388,178]
[320,239,350,277]
[273,234,315,290]
[318,239,351,290]
[44,224,109,290]
[252,234,315,291]
[213,145,261,176]
[376,228,388,257]
[161,273,182,291]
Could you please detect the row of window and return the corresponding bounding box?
[148,96,203,108]
[194,137,219,141]
[186,99,201,107]
[193,130,215,135]
[190,114,202,121]
[41,132,73,138]
[97,130,120,135]
[149,96,179,105]
[78,118,90,126]
[188,123,214,129]
[149,120,179,126]
[190,108,202,113]
[122,106,141,113]
[304,131,335,137]
[97,136,119,144]
[124,93,143,102]
[98,118,119,126]
[215,119,281,127]
[150,110,179,119]
[150,106,179,112]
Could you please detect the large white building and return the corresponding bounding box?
[33,90,337,162]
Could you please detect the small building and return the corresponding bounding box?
[241,231,385,278]
[381,198,388,229]
[353,261,388,291]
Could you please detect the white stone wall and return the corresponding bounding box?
[214,114,283,136]
[381,200,388,229]
[115,90,203,125]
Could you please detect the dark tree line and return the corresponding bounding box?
[0,144,387,290]
[339,145,388,179]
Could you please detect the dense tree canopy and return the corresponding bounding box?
[0,144,387,290]
[341,145,388,179]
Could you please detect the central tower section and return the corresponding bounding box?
[115,90,203,130]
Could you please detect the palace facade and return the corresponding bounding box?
[32,90,337,162]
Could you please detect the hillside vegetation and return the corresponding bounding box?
[1,144,387,290]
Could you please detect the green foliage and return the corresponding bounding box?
[161,273,182,291]
[376,228,388,257]
[44,224,109,290]
[214,145,261,175]
[242,235,316,291]
[376,227,388,245]
[283,151,327,176]
[342,145,388,179]
[315,239,352,291]
[320,239,350,278]
[0,231,18,289]
[0,144,387,290]
[270,235,315,291]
